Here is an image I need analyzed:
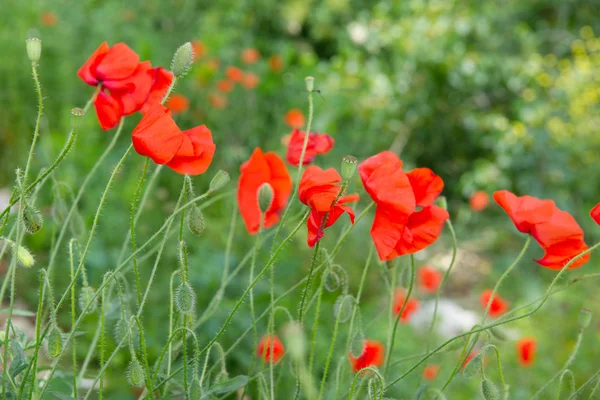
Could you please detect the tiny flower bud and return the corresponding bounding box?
[341,156,358,181]
[188,377,202,400]
[127,357,146,387]
[462,353,483,378]
[12,242,35,268]
[305,76,315,92]
[209,170,230,192]
[22,202,43,234]
[175,282,196,314]
[188,205,205,236]
[281,321,306,360]
[71,107,85,130]
[481,379,500,400]
[171,42,194,78]
[578,308,592,330]
[436,196,448,210]
[78,286,98,314]
[333,295,353,323]
[257,183,274,213]
[45,325,63,358]
[26,38,42,64]
[113,318,129,344]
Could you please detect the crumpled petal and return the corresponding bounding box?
[131,103,182,164]
[94,91,122,131]
[167,125,216,175]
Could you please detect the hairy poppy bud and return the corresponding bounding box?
[171,42,194,78]
[71,107,84,130]
[257,183,274,214]
[341,156,358,181]
[127,357,146,387]
[334,295,353,323]
[462,353,483,378]
[45,325,63,358]
[436,196,448,210]
[209,170,230,192]
[481,379,500,400]
[22,202,43,234]
[113,318,129,344]
[188,377,202,400]
[188,205,205,236]
[78,286,98,314]
[175,282,196,314]
[26,38,42,64]
[305,76,315,92]
[10,241,35,268]
[579,308,592,330]
[281,321,305,360]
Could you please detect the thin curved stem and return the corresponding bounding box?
[130,157,150,307]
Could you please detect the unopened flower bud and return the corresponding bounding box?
[436,196,448,210]
[257,183,274,213]
[127,357,146,387]
[188,377,202,400]
[489,327,507,341]
[175,282,196,314]
[305,76,315,92]
[341,156,357,181]
[71,107,84,130]
[9,241,35,268]
[481,379,500,400]
[22,202,43,234]
[462,353,483,378]
[26,38,42,64]
[171,42,194,78]
[188,205,205,236]
[209,170,230,192]
[579,308,592,330]
[78,286,98,314]
[281,321,305,360]
[113,318,129,344]
[45,325,63,358]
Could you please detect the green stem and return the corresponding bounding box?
[20,271,45,399]
[23,63,43,186]
[347,367,384,400]
[69,240,78,397]
[317,297,343,400]
[298,242,321,323]
[346,245,374,351]
[99,275,107,400]
[130,157,150,307]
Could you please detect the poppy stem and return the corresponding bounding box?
[130,157,150,308]
[68,240,78,397]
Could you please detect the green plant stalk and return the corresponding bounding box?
[384,254,416,377]
[69,240,78,397]
[132,316,152,395]
[566,367,600,399]
[556,369,575,400]
[20,271,45,399]
[345,244,374,351]
[23,63,43,186]
[347,367,384,400]
[130,157,150,307]
[99,276,107,400]
[249,214,264,376]
[317,298,343,400]
[308,279,325,377]
[164,270,179,397]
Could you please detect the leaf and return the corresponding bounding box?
[9,362,28,379]
[9,341,25,377]
[208,375,249,395]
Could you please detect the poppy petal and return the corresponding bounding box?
[590,203,600,225]
[407,168,444,207]
[167,125,216,175]
[493,190,555,234]
[94,91,123,130]
[95,43,139,81]
[78,42,109,85]
[131,103,182,164]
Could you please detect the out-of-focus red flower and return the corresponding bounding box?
[359,151,449,261]
[241,48,260,64]
[257,335,285,363]
[285,129,334,167]
[217,79,234,93]
[348,340,384,373]
[480,289,509,318]
[242,73,260,89]
[591,203,600,225]
[418,266,443,293]
[132,103,215,175]
[225,66,244,82]
[238,148,292,235]
[269,54,284,72]
[209,94,227,109]
[392,288,419,323]
[41,12,58,27]
[165,93,189,114]
[423,364,440,380]
[298,166,359,247]
[516,337,536,367]
[284,109,305,129]
[205,58,220,72]
[470,191,490,212]
[461,351,479,370]
[191,40,206,60]
[494,190,589,270]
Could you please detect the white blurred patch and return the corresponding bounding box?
[0,189,14,215]
[347,22,368,45]
[410,299,479,339]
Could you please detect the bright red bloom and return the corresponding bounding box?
[132,104,215,175]
[418,266,443,293]
[423,364,440,380]
[348,340,384,373]
[165,93,189,114]
[226,66,244,82]
[480,289,509,318]
[257,335,285,363]
[392,289,419,322]
[591,203,600,225]
[237,149,292,234]
[299,166,359,247]
[241,48,260,64]
[359,151,449,261]
[516,337,536,367]
[494,190,589,270]
[94,91,122,131]
[284,109,305,129]
[470,191,490,212]
[285,129,334,166]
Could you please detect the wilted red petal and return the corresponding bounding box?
[493,190,555,234]
[480,289,509,318]
[143,67,175,111]
[348,340,384,373]
[94,91,122,130]
[131,103,182,164]
[591,203,600,225]
[516,337,536,367]
[95,43,139,81]
[407,168,444,207]
[107,61,154,115]
[78,42,109,85]
[167,125,215,175]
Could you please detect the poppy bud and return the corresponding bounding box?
[209,170,230,192]
[188,377,202,400]
[9,241,35,268]
[127,357,146,387]
[305,76,315,92]
[578,308,592,330]
[281,321,305,360]
[257,183,274,214]
[350,331,365,357]
[71,107,84,130]
[113,318,129,344]
[436,196,448,210]
[175,282,196,314]
[45,325,63,358]
[462,353,483,378]
[489,327,507,341]
[334,295,353,323]
[188,205,205,236]
[171,42,194,78]
[481,379,500,400]
[341,156,358,181]
[22,202,43,234]
[78,286,98,314]
[26,38,42,64]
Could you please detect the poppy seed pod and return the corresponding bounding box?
[579,308,592,330]
[209,170,230,192]
[26,38,42,64]
[175,282,196,314]
[257,183,274,214]
[127,358,146,387]
[341,156,358,181]
[171,42,194,78]
[305,76,315,92]
[188,205,205,236]
[22,202,43,234]
[78,286,98,314]
[71,107,85,130]
[45,325,63,358]
[188,377,202,400]
[481,379,500,400]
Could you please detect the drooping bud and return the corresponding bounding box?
[209,170,230,192]
[579,309,592,330]
[113,318,129,344]
[188,205,205,236]
[175,282,196,314]
[22,202,43,234]
[305,76,315,92]
[45,325,63,358]
[481,379,500,400]
[436,196,448,210]
[341,156,358,181]
[127,357,146,387]
[462,353,483,378]
[281,321,306,360]
[71,107,85,130]
[26,38,42,64]
[188,377,202,400]
[350,331,365,358]
[257,183,274,213]
[333,295,353,323]
[171,42,194,78]
[78,286,98,314]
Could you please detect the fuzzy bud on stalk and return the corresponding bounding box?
[209,170,230,192]
[462,353,483,378]
[579,308,592,330]
[188,377,202,400]
[171,42,194,78]
[341,156,357,181]
[22,202,43,234]
[175,282,196,314]
[257,183,274,214]
[45,325,63,358]
[78,286,98,314]
[481,379,500,400]
[305,76,315,92]
[8,241,35,268]
[188,205,205,236]
[127,357,146,387]
[282,321,305,360]
[26,38,42,64]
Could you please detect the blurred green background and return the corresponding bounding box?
[1,0,599,398]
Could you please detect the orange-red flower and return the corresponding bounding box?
[132,103,215,175]
[165,93,189,114]
[461,351,479,370]
[392,288,419,322]
[217,79,234,93]
[242,73,260,89]
[494,190,589,270]
[257,335,285,363]
[269,55,284,72]
[285,129,334,166]
[423,364,440,381]
[418,266,443,293]
[41,12,58,27]
[480,289,509,318]
[470,191,489,212]
[590,203,600,225]
[359,151,449,261]
[241,48,260,64]
[298,166,359,247]
[348,339,384,373]
[284,109,305,129]
[191,40,206,60]
[238,149,292,234]
[209,94,227,109]
[225,66,244,82]
[516,337,536,367]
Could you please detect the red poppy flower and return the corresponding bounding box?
[470,191,490,212]
[285,129,334,166]
[269,54,284,72]
[241,48,260,64]
[78,42,139,86]
[284,109,305,129]
[256,335,285,363]
[217,79,234,93]
[516,337,536,367]
[225,66,244,82]
[418,265,443,293]
[94,91,123,131]
[461,351,479,370]
[591,203,600,225]
[41,12,58,27]
[494,190,589,270]
[348,339,384,373]
[480,289,509,318]
[298,166,359,247]
[132,103,215,175]
[165,93,189,114]
[423,364,440,380]
[241,73,260,89]
[191,40,206,60]
[359,151,449,261]
[392,289,419,322]
[237,148,292,234]
[209,94,227,109]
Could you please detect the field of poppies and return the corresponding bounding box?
[0,1,599,399]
